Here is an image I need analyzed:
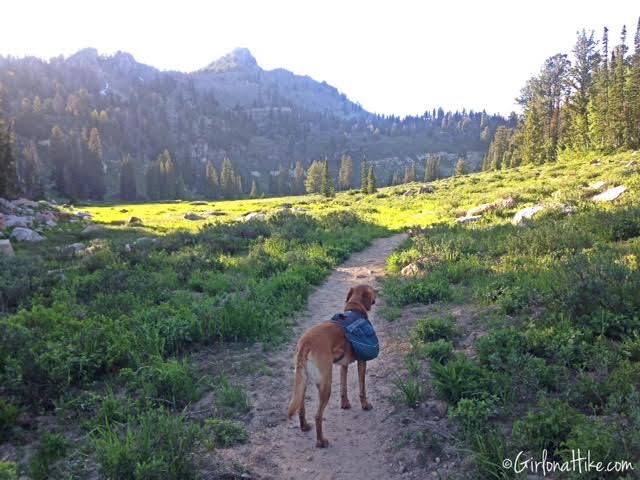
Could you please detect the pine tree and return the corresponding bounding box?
[277,164,289,195]
[629,18,640,148]
[454,159,467,176]
[85,127,106,199]
[522,100,546,164]
[404,164,416,183]
[424,155,440,181]
[21,142,44,199]
[49,126,68,195]
[360,154,368,192]
[338,154,353,190]
[320,160,334,197]
[204,160,219,199]
[145,159,160,200]
[305,160,324,194]
[220,158,236,199]
[236,174,243,197]
[366,166,376,194]
[119,154,137,200]
[249,180,259,199]
[484,126,513,170]
[293,161,305,195]
[0,108,17,198]
[589,27,613,150]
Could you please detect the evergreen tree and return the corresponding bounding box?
[220,158,236,199]
[392,171,402,186]
[119,154,137,200]
[424,155,440,181]
[454,158,467,176]
[404,163,416,183]
[522,100,546,164]
[305,160,324,194]
[85,127,106,199]
[21,141,43,199]
[249,180,259,199]
[338,154,353,190]
[204,160,219,199]
[49,126,68,195]
[277,164,289,195]
[629,18,640,148]
[236,174,243,197]
[360,154,368,192]
[145,159,160,200]
[0,110,17,198]
[366,166,376,194]
[484,126,513,170]
[589,27,613,150]
[293,160,305,194]
[320,160,334,197]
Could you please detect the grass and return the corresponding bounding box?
[1,149,638,477]
[386,150,640,477]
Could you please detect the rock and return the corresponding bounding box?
[206,211,226,216]
[401,262,422,277]
[120,208,129,213]
[501,196,517,209]
[0,197,14,213]
[12,198,39,209]
[11,227,45,242]
[466,203,496,216]
[422,400,448,418]
[63,242,86,257]
[418,184,435,194]
[456,215,482,224]
[512,205,544,225]
[587,180,607,191]
[0,213,5,231]
[243,212,266,221]
[35,211,58,225]
[81,224,104,236]
[124,243,131,252]
[75,211,92,220]
[402,190,414,197]
[184,212,205,221]
[0,239,15,256]
[127,216,143,225]
[592,185,627,202]
[5,215,33,228]
[45,220,57,228]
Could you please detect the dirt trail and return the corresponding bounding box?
[218,233,411,479]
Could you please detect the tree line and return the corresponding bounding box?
[484,19,640,170]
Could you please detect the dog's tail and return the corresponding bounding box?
[287,344,309,419]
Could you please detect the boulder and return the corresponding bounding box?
[5,215,33,228]
[418,184,435,194]
[592,185,626,202]
[501,196,517,209]
[512,205,544,225]
[0,239,15,256]
[36,211,58,224]
[127,216,143,225]
[12,198,39,209]
[466,203,496,217]
[243,212,266,221]
[401,262,422,277]
[0,197,14,213]
[81,224,104,236]
[63,242,86,257]
[11,227,45,242]
[587,180,607,191]
[184,212,205,221]
[456,215,482,224]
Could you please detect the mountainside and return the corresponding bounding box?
[0,48,510,199]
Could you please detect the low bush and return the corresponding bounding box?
[27,433,69,480]
[410,316,457,344]
[420,339,454,364]
[205,418,249,448]
[448,397,497,436]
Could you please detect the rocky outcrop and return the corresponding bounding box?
[243,212,266,221]
[512,205,544,226]
[0,239,15,256]
[592,186,626,202]
[11,227,45,242]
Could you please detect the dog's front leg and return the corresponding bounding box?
[357,360,373,410]
[340,365,351,409]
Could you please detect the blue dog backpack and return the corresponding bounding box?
[330,310,380,361]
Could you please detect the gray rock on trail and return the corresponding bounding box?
[592,186,626,202]
[512,205,544,226]
[11,227,45,242]
[0,239,15,256]
[456,215,482,224]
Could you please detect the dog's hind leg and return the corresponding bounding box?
[357,360,373,410]
[340,365,351,409]
[298,384,311,431]
[314,368,332,448]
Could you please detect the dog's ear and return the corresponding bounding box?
[346,287,354,303]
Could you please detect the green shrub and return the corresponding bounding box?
[420,339,454,364]
[448,397,497,436]
[561,419,617,479]
[0,462,17,480]
[94,409,201,480]
[512,398,584,454]
[431,356,503,404]
[0,399,18,441]
[132,358,200,408]
[214,375,250,418]
[410,316,457,343]
[205,418,249,447]
[383,274,451,307]
[27,432,69,480]
[393,377,424,408]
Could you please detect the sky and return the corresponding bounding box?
[1,1,638,117]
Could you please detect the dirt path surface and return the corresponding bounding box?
[217,233,413,479]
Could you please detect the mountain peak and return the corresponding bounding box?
[200,47,259,73]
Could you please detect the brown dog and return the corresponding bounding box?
[287,284,377,447]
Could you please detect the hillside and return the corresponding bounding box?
[0,48,509,199]
[0,150,637,478]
